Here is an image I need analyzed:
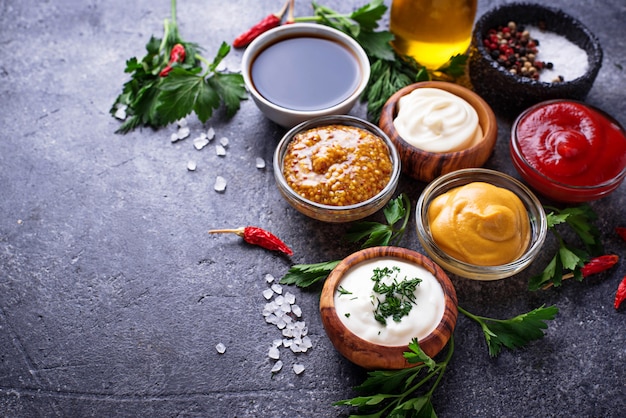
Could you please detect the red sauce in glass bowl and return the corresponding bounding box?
[511,100,626,202]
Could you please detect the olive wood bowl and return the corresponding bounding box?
[320,246,458,370]
[379,81,497,183]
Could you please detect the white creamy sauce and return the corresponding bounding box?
[529,26,589,82]
[334,257,445,346]
[393,88,483,153]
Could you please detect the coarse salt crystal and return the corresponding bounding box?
[176,118,188,127]
[206,127,216,140]
[219,137,229,147]
[262,288,274,300]
[114,105,127,120]
[272,339,283,347]
[215,343,226,354]
[293,364,305,375]
[214,176,227,193]
[271,283,283,294]
[177,127,190,140]
[284,292,296,305]
[291,304,302,317]
[265,273,275,283]
[170,133,180,143]
[187,161,197,171]
[216,144,227,156]
[194,137,210,150]
[256,157,266,169]
[268,346,280,360]
[271,360,283,373]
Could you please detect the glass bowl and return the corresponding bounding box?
[273,115,401,223]
[469,2,603,117]
[379,81,497,182]
[241,23,370,128]
[416,168,548,280]
[319,246,458,370]
[510,99,626,202]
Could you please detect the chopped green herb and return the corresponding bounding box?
[370,266,421,326]
[345,313,351,318]
[337,286,352,296]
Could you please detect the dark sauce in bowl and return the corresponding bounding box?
[251,36,362,111]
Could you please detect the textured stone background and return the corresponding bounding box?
[0,0,624,417]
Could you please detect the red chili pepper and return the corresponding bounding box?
[159,43,186,77]
[232,0,290,48]
[209,226,293,256]
[615,275,626,310]
[616,227,626,242]
[581,254,619,277]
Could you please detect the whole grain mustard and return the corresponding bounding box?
[283,125,392,206]
[427,182,531,265]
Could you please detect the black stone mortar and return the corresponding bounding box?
[469,2,603,118]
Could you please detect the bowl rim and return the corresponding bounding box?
[510,99,626,192]
[320,246,458,368]
[415,168,548,280]
[241,22,371,117]
[273,114,401,212]
[380,80,498,158]
[472,1,603,86]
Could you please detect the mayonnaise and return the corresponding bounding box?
[334,257,445,346]
[393,88,482,153]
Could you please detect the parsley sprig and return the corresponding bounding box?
[334,337,453,417]
[300,0,468,123]
[458,305,559,357]
[110,0,246,133]
[529,205,602,291]
[345,193,411,248]
[279,193,410,288]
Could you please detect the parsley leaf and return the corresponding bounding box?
[529,204,601,290]
[334,337,451,416]
[279,260,340,288]
[458,305,559,357]
[111,1,245,133]
[345,193,411,248]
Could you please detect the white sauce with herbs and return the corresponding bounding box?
[334,257,445,346]
[393,88,483,153]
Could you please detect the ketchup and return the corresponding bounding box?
[511,100,626,201]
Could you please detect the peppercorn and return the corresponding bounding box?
[483,21,562,82]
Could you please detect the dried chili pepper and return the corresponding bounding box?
[232,0,290,48]
[615,275,626,310]
[159,43,186,77]
[209,226,293,256]
[616,227,626,242]
[542,254,619,289]
[580,254,619,277]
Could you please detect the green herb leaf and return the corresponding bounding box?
[335,337,453,417]
[530,205,601,290]
[279,260,340,288]
[345,193,411,248]
[458,305,559,357]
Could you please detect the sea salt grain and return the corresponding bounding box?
[271,283,283,294]
[215,343,226,354]
[256,157,266,169]
[219,137,229,147]
[187,161,197,171]
[206,126,216,140]
[265,273,275,283]
[271,360,283,373]
[529,26,589,82]
[216,145,227,156]
[262,288,274,300]
[194,136,210,150]
[293,364,305,375]
[214,176,227,193]
[268,346,280,360]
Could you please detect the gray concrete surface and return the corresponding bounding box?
[1,0,624,417]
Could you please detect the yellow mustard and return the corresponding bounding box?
[427,182,530,266]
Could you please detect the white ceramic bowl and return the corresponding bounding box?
[241,23,370,128]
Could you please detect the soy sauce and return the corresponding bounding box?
[251,36,362,111]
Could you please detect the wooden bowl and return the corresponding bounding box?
[379,81,497,183]
[320,246,458,370]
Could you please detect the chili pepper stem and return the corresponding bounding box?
[208,228,245,237]
[275,0,290,19]
[286,0,295,23]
